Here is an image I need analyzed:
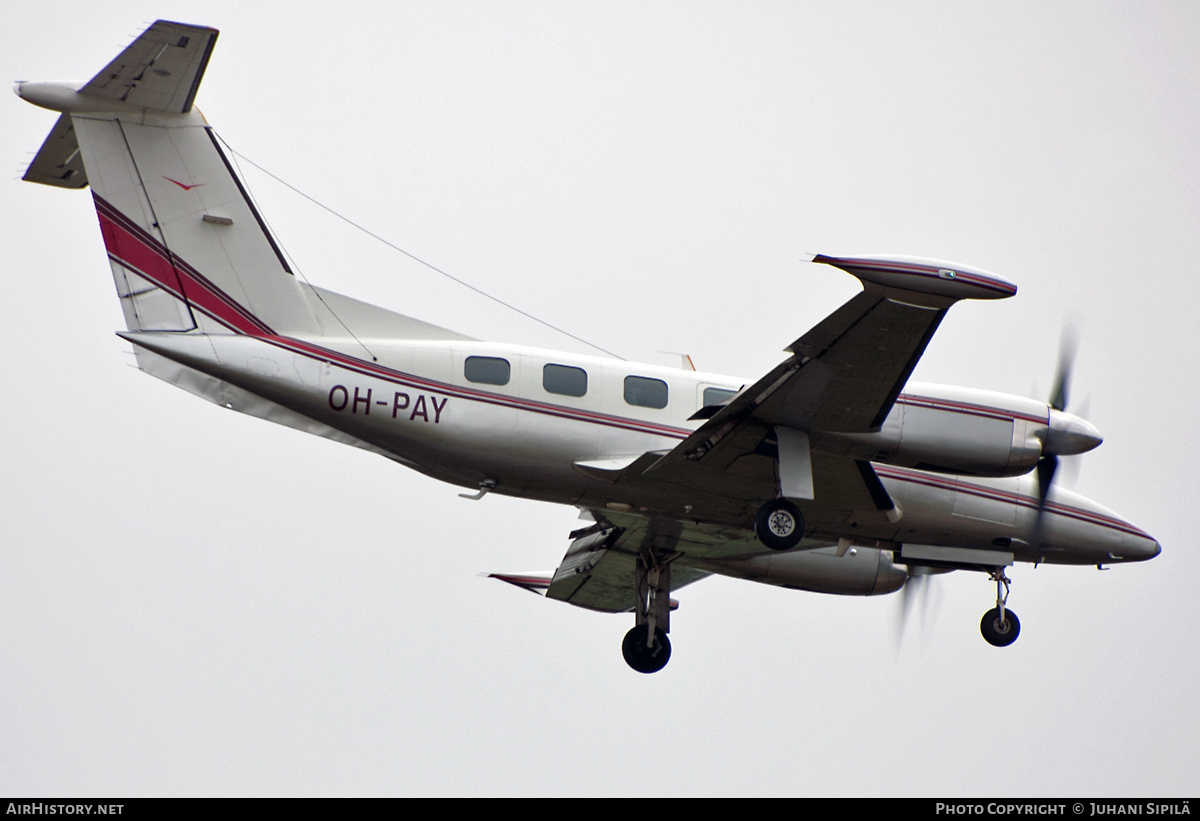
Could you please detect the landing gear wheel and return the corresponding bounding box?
[755,499,805,550]
[980,607,1021,647]
[622,624,672,673]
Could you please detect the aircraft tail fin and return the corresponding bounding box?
[17,20,321,336]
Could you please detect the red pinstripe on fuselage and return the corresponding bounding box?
[95,194,1148,551]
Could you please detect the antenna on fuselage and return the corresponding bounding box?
[657,351,697,371]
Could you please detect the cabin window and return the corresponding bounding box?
[464,356,511,386]
[624,376,669,409]
[543,364,587,397]
[703,387,738,407]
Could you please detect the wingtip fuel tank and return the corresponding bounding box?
[814,253,1018,301]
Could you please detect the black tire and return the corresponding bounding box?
[754,499,805,550]
[621,624,672,673]
[980,607,1021,647]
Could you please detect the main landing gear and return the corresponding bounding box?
[622,624,671,674]
[980,568,1020,647]
[754,499,805,551]
[621,554,674,673]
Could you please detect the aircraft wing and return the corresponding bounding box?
[543,517,714,613]
[683,254,1014,436]
[637,255,1017,528]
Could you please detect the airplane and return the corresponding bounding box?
[16,20,1160,673]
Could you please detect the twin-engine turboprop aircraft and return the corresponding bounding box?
[18,20,1159,673]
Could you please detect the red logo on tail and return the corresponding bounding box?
[163,176,203,191]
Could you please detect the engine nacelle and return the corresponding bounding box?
[811,383,1098,477]
[699,545,907,596]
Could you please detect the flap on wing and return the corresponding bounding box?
[573,451,667,483]
[544,523,711,613]
[545,526,636,611]
[23,114,87,189]
[81,20,218,114]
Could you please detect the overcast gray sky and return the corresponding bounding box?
[3,0,1198,797]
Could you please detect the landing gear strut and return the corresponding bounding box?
[980,568,1020,647]
[622,554,674,673]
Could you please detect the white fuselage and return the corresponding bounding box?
[127,329,1160,570]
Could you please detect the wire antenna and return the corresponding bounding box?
[216,135,625,360]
